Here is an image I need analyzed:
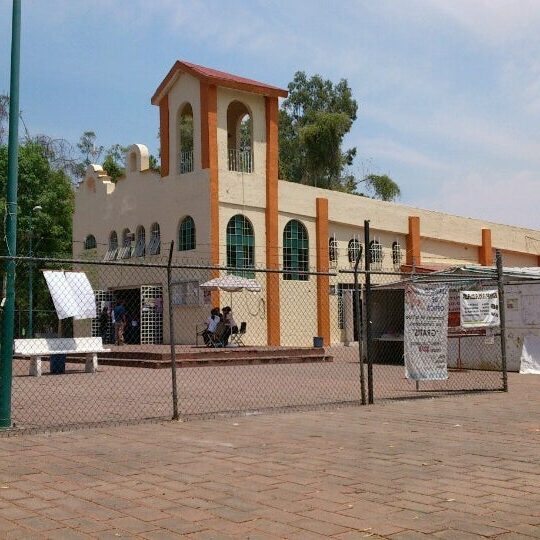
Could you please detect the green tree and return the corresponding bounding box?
[279,71,358,191]
[362,174,401,202]
[0,140,75,333]
[102,143,128,182]
[0,140,74,257]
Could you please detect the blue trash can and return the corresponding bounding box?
[313,336,324,348]
[50,354,66,374]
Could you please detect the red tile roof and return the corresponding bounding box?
[151,60,288,104]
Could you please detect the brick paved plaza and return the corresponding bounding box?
[0,372,539,539]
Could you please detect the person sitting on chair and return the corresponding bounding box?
[222,306,238,346]
[202,307,221,346]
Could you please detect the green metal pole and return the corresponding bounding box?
[0,0,22,429]
[28,219,33,338]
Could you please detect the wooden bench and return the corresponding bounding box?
[13,337,110,376]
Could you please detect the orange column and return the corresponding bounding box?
[159,95,169,177]
[316,198,330,346]
[479,228,493,266]
[265,96,280,346]
[200,82,220,305]
[406,216,421,266]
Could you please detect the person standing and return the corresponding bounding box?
[113,301,127,346]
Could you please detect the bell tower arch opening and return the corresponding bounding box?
[227,100,253,173]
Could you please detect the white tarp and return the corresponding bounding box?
[65,272,97,320]
[460,290,500,328]
[200,275,261,293]
[43,271,96,320]
[519,335,540,374]
[404,283,449,381]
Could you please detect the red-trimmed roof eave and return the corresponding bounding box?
[151,60,288,105]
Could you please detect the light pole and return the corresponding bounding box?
[27,205,42,338]
[0,0,22,429]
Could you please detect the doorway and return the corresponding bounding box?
[113,288,141,344]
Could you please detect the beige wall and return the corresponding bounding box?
[277,180,540,261]
[73,145,212,265]
[421,238,477,266]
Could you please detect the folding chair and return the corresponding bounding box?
[230,322,247,347]
[208,321,227,348]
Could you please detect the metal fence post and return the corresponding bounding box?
[167,243,180,419]
[364,220,374,404]
[354,250,366,405]
[496,250,508,392]
[0,0,22,429]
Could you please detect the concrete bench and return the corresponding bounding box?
[13,337,110,376]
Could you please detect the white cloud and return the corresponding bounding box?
[359,137,446,171]
[415,169,540,229]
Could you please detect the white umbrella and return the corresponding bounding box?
[200,275,261,293]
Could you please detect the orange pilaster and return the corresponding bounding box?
[479,228,493,266]
[201,83,220,305]
[316,198,330,346]
[265,97,280,346]
[406,216,421,266]
[159,95,169,177]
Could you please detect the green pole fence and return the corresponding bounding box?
[0,0,22,429]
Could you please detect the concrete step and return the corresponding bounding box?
[66,352,333,369]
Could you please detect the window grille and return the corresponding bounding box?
[104,231,118,261]
[283,220,309,281]
[392,241,402,268]
[347,238,362,267]
[118,229,133,259]
[179,216,196,251]
[329,235,338,268]
[226,215,255,278]
[148,223,161,256]
[134,226,146,257]
[179,151,194,174]
[84,235,96,250]
[369,239,383,270]
[228,149,253,173]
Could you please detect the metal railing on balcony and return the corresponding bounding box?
[228,149,253,173]
[179,150,194,174]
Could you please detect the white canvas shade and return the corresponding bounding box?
[200,275,261,293]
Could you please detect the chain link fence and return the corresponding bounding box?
[0,249,507,433]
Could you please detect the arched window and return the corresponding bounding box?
[119,228,133,259]
[104,232,118,261]
[178,103,194,174]
[347,238,362,265]
[392,241,402,267]
[84,235,96,250]
[227,101,253,173]
[329,236,338,266]
[178,216,196,251]
[283,220,309,281]
[369,239,383,269]
[148,223,161,255]
[134,225,146,257]
[226,215,255,277]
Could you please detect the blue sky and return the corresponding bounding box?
[1,0,540,229]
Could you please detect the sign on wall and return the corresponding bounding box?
[460,290,499,328]
[404,283,449,381]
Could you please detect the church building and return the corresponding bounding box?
[73,60,540,346]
